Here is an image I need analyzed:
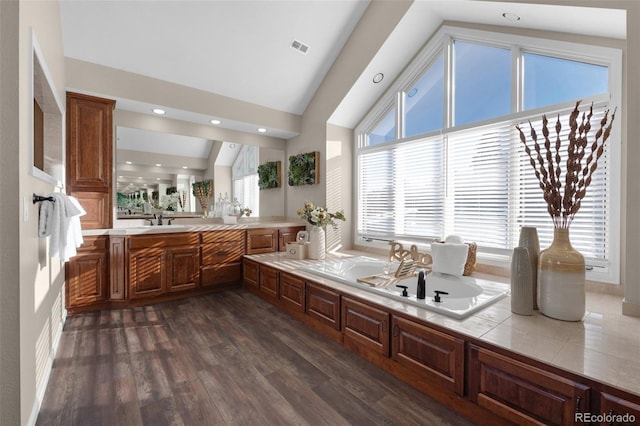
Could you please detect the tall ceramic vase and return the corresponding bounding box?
[518,226,540,310]
[511,247,533,316]
[538,227,585,321]
[308,226,326,260]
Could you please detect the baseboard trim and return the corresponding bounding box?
[622,299,640,318]
[27,308,67,426]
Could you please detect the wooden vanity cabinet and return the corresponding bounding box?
[243,258,259,291]
[279,272,305,314]
[277,226,306,251]
[66,92,115,229]
[66,236,109,308]
[201,230,245,288]
[468,344,590,426]
[258,264,279,301]
[391,316,464,396]
[306,281,341,331]
[599,392,640,425]
[246,228,277,254]
[128,233,200,300]
[246,226,306,254]
[341,296,390,359]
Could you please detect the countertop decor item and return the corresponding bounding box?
[511,247,533,316]
[297,201,346,260]
[518,226,540,310]
[192,179,213,217]
[516,100,616,321]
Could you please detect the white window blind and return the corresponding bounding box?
[357,103,611,267]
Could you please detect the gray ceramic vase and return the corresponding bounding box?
[511,247,533,316]
[518,226,540,310]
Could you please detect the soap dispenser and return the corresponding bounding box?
[416,271,426,299]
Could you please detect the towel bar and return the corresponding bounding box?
[33,194,55,204]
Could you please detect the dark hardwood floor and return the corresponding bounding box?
[36,289,476,426]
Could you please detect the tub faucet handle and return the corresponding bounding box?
[396,285,409,297]
[433,290,449,303]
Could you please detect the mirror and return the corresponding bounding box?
[115,126,285,219]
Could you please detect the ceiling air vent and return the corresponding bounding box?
[291,39,310,55]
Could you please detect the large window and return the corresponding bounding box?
[355,27,621,283]
[232,145,259,216]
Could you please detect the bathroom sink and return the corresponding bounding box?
[137,224,186,228]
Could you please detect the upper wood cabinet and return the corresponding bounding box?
[66,92,115,229]
[66,92,114,189]
[246,228,278,254]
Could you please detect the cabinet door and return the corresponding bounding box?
[246,228,277,254]
[600,392,640,426]
[69,191,110,230]
[306,282,340,330]
[129,248,166,299]
[278,226,306,251]
[166,246,200,293]
[392,316,464,396]
[66,251,108,307]
[259,265,279,299]
[109,235,126,300]
[243,259,259,290]
[66,92,114,190]
[468,345,590,426]
[279,272,305,313]
[342,297,390,357]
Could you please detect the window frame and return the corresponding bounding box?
[354,26,622,284]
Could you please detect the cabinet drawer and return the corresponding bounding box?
[342,297,390,357]
[201,230,245,244]
[77,235,108,251]
[306,282,340,330]
[246,228,277,254]
[202,263,242,287]
[201,241,244,265]
[278,226,306,251]
[128,233,199,250]
[259,265,279,299]
[279,272,305,312]
[468,345,590,426]
[392,316,464,396]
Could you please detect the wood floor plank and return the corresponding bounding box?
[36,289,477,426]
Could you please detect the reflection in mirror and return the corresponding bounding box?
[116,126,275,219]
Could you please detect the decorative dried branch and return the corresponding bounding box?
[517,101,616,229]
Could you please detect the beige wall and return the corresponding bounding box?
[258,147,286,217]
[16,1,67,425]
[1,2,21,425]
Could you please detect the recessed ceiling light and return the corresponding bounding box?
[156,178,161,181]
[152,108,166,115]
[125,161,132,164]
[182,166,188,169]
[257,128,267,133]
[373,73,384,84]
[211,119,221,125]
[229,143,236,149]
[407,88,418,98]
[502,12,521,22]
[155,163,162,167]
[138,177,142,179]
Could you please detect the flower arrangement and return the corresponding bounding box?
[297,201,346,228]
[515,101,616,229]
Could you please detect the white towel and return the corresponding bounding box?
[61,196,86,261]
[431,242,469,276]
[39,193,84,262]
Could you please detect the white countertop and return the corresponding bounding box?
[82,218,306,236]
[246,251,640,398]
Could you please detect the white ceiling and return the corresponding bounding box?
[59,0,626,189]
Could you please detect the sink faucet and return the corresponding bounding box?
[157,214,163,226]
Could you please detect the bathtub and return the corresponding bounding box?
[301,256,509,319]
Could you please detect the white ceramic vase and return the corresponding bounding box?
[538,227,585,321]
[518,226,540,310]
[511,247,533,316]
[308,226,325,260]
